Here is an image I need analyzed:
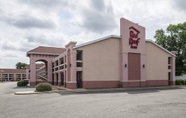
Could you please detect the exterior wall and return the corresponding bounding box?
[170,57,175,85]
[120,18,146,87]
[146,42,173,86]
[65,42,77,89]
[76,38,120,88]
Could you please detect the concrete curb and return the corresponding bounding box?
[65,86,186,93]
[14,85,186,95]
[14,90,59,95]
[14,86,35,89]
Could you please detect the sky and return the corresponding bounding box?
[0,0,186,68]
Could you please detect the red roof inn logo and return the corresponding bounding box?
[129,26,140,49]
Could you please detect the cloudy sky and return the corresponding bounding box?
[0,0,186,68]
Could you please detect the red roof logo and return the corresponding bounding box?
[129,26,140,49]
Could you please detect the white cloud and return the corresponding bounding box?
[0,0,186,68]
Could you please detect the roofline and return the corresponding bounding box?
[52,52,67,62]
[28,46,65,50]
[27,52,61,57]
[146,39,176,57]
[26,37,175,57]
[73,35,121,49]
[65,41,77,48]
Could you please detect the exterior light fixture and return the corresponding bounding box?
[143,64,145,68]
[125,64,127,68]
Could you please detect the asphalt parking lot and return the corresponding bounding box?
[0,82,186,118]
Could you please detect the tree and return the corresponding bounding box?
[154,22,186,76]
[16,62,27,69]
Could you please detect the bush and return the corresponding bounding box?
[17,80,29,87]
[176,79,185,85]
[35,83,52,92]
[118,83,122,88]
[180,79,185,85]
[175,79,180,85]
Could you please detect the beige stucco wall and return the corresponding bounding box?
[75,38,120,81]
[146,42,172,80]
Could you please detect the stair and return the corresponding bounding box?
[37,75,47,81]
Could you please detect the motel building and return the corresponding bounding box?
[0,69,26,81]
[0,64,44,82]
[26,18,176,89]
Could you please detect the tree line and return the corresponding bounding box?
[154,22,186,76]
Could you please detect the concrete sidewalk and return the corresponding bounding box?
[14,85,186,95]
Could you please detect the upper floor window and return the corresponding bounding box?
[60,58,64,64]
[76,50,83,60]
[56,61,58,66]
[168,57,171,64]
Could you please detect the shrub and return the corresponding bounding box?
[176,79,181,85]
[35,83,52,92]
[176,79,185,85]
[17,80,29,87]
[176,79,180,85]
[180,79,185,85]
[118,83,122,88]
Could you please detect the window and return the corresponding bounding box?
[64,64,67,68]
[76,50,83,60]
[168,57,171,64]
[56,61,58,66]
[168,72,171,80]
[60,58,64,64]
[60,65,64,70]
[77,62,83,67]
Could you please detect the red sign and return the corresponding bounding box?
[129,26,140,49]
